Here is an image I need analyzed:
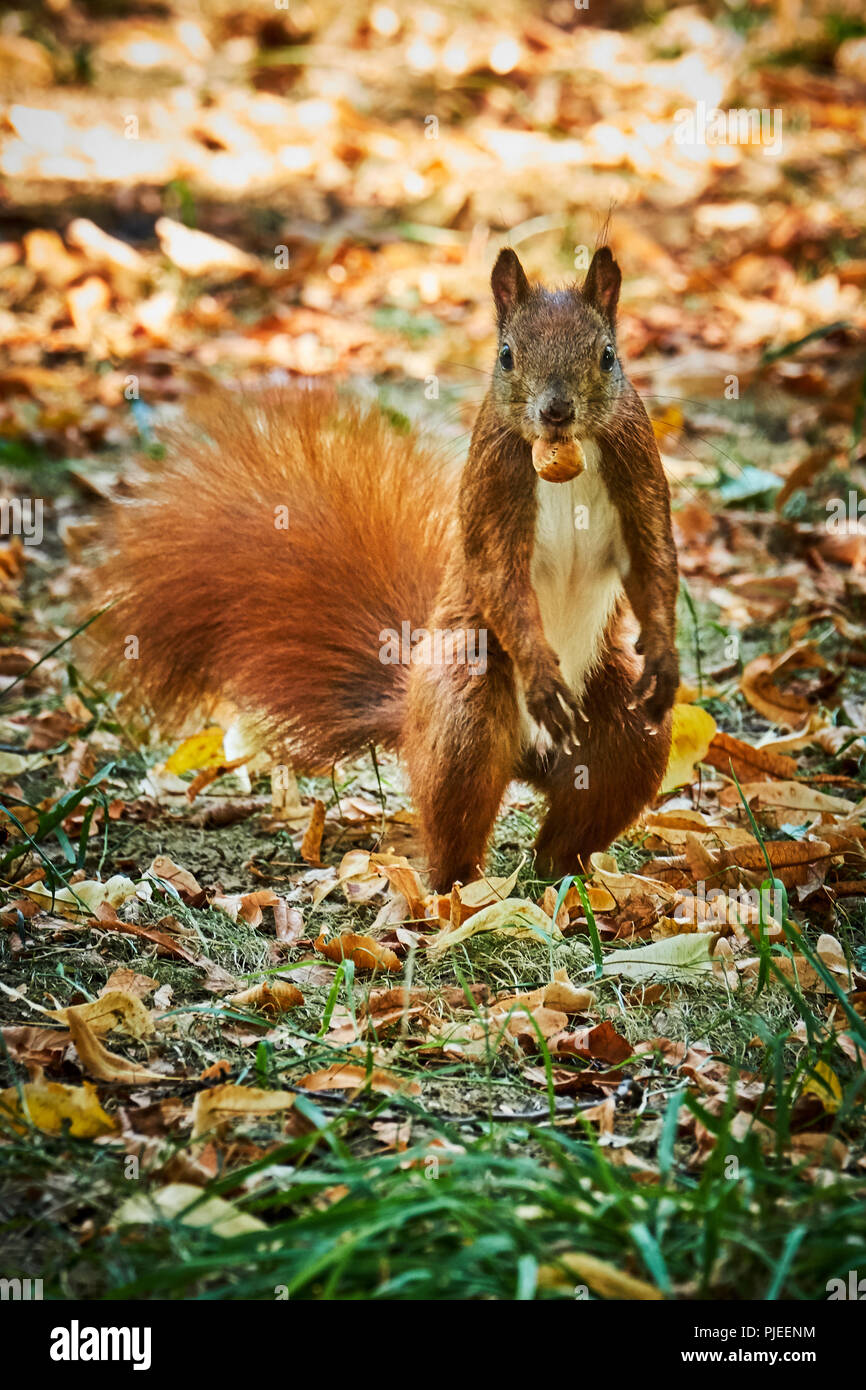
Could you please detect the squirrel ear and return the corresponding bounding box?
[582,246,621,325]
[491,249,530,323]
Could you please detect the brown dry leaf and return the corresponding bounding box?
[738,954,831,993]
[377,857,430,918]
[505,1004,569,1041]
[48,990,154,1040]
[298,1063,420,1096]
[551,1020,633,1064]
[718,779,854,820]
[66,275,111,340]
[314,931,401,973]
[227,979,304,1016]
[587,854,677,908]
[190,1083,296,1138]
[300,799,326,865]
[0,1075,116,1138]
[66,1009,173,1084]
[578,1095,617,1134]
[703,729,799,782]
[717,838,834,885]
[492,972,596,1017]
[739,644,830,728]
[94,902,201,963]
[1,1025,71,1069]
[147,855,204,903]
[102,968,159,1000]
[211,888,281,927]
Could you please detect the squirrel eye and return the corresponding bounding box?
[499,342,514,371]
[600,344,616,372]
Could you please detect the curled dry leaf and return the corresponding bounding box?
[66,1008,173,1084]
[191,1083,296,1138]
[48,989,154,1039]
[21,874,150,919]
[147,855,204,903]
[314,931,401,972]
[739,644,831,729]
[588,853,678,908]
[550,1020,633,1064]
[428,896,562,958]
[703,730,799,782]
[492,971,596,1016]
[504,1004,569,1041]
[227,979,304,1016]
[212,888,282,927]
[298,1062,420,1096]
[300,798,326,865]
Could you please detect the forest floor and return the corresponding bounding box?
[2,0,866,1300]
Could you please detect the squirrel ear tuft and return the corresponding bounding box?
[582,246,621,325]
[491,249,530,323]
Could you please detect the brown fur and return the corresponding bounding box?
[89,248,679,891]
[90,386,456,763]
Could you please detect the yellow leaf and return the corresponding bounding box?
[164,727,225,776]
[662,704,717,793]
[115,1182,267,1238]
[801,1060,842,1113]
[538,1251,663,1300]
[0,1076,116,1137]
[48,989,154,1039]
[427,897,562,959]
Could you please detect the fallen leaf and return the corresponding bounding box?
[190,1083,296,1138]
[66,1008,172,1084]
[299,799,327,866]
[603,933,718,983]
[115,1182,267,1237]
[0,1075,116,1137]
[428,897,562,958]
[227,979,304,1016]
[48,990,154,1039]
[661,703,716,793]
[538,1251,662,1300]
[314,931,401,972]
[163,727,226,776]
[298,1063,420,1096]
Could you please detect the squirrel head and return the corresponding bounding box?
[489,246,624,447]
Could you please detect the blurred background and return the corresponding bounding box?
[1,0,865,462]
[1,0,866,656]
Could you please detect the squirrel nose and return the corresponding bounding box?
[538,396,575,427]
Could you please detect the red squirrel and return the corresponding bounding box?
[93,246,679,890]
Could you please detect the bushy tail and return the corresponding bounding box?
[89,385,455,763]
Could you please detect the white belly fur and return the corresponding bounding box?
[518,439,628,746]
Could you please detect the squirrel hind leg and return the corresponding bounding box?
[531,654,672,880]
[404,657,520,893]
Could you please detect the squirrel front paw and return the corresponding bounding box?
[633,641,679,725]
[526,667,584,748]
